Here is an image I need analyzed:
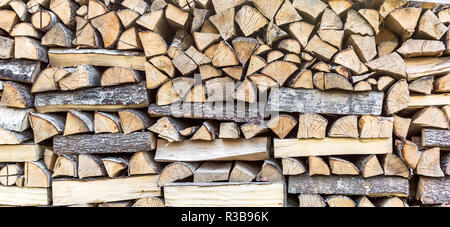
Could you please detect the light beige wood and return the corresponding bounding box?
[355,155,384,178]
[434,74,450,92]
[149,117,186,143]
[139,31,167,57]
[378,197,406,207]
[219,122,240,139]
[326,195,356,207]
[0,144,42,162]
[0,185,50,206]
[416,148,444,177]
[297,113,327,139]
[268,114,297,139]
[344,9,374,36]
[240,123,268,139]
[328,115,358,138]
[385,79,409,115]
[275,0,302,26]
[298,194,326,207]
[256,159,284,182]
[375,28,398,57]
[194,162,232,183]
[102,157,129,178]
[78,154,106,179]
[118,109,151,135]
[43,148,57,171]
[417,10,447,40]
[133,196,165,207]
[0,164,22,186]
[282,157,306,175]
[408,94,450,109]
[355,196,375,207]
[261,61,298,86]
[94,112,121,134]
[235,5,268,37]
[308,156,330,176]
[52,154,78,178]
[304,35,338,62]
[158,162,200,187]
[383,153,410,179]
[29,113,64,143]
[329,157,359,175]
[366,52,406,79]
[229,161,259,183]
[358,115,393,138]
[210,7,236,40]
[386,7,422,41]
[191,120,219,141]
[24,160,51,188]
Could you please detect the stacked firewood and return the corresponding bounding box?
[0,0,449,207]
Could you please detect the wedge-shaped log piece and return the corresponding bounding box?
[29,112,64,143]
[0,81,33,109]
[422,129,450,150]
[191,120,219,141]
[417,10,447,40]
[101,67,142,87]
[417,176,450,205]
[41,23,73,47]
[359,9,379,34]
[240,123,268,139]
[128,151,161,176]
[72,20,101,48]
[0,143,42,162]
[397,39,445,58]
[313,72,353,91]
[0,128,32,145]
[185,46,211,65]
[385,8,421,41]
[34,81,149,113]
[397,140,421,170]
[266,88,384,115]
[416,148,444,177]
[298,194,326,207]
[232,37,258,66]
[150,55,175,78]
[288,175,409,197]
[0,36,14,59]
[385,79,409,115]
[0,60,40,84]
[292,0,326,22]
[274,137,392,158]
[275,0,302,26]
[52,175,160,206]
[49,0,76,26]
[94,112,121,134]
[193,32,221,52]
[117,27,142,50]
[256,159,284,182]
[410,106,448,135]
[139,31,167,57]
[290,70,313,89]
[31,67,58,93]
[158,162,200,187]
[359,115,393,138]
[148,117,186,143]
[297,113,327,139]
[326,195,355,207]
[434,74,450,92]
[91,12,122,49]
[164,182,285,207]
[317,30,344,50]
[48,49,146,71]
[304,35,338,62]
[63,110,93,136]
[268,114,297,139]
[218,122,240,139]
[320,8,342,30]
[58,64,100,91]
[355,155,384,178]
[211,0,245,14]
[133,196,165,207]
[235,5,268,37]
[347,35,376,63]
[288,21,314,48]
[329,157,359,175]
[0,9,19,33]
[118,109,151,135]
[376,28,398,57]
[355,196,375,207]
[136,10,171,39]
[53,154,78,178]
[0,106,33,132]
[409,76,434,95]
[0,185,50,206]
[172,52,197,76]
[194,162,232,183]
[145,62,168,89]
[53,132,156,155]
[383,153,410,179]
[328,115,358,138]
[261,61,298,86]
[282,157,305,176]
[87,0,107,19]
[156,137,270,162]
[24,160,51,188]
[121,0,149,15]
[10,22,41,39]
[14,37,47,62]
[210,7,236,40]
[102,157,128,178]
[405,57,450,80]
[344,9,374,36]
[78,154,106,179]
[212,41,239,68]
[393,115,411,140]
[156,80,181,105]
[366,52,406,79]
[309,156,330,176]
[229,161,259,183]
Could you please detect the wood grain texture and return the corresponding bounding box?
[422,129,450,150]
[0,186,50,206]
[0,59,41,83]
[417,176,450,205]
[0,144,42,162]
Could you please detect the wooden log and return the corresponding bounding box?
[304,35,338,62]
[191,120,219,141]
[94,112,121,134]
[9,0,28,22]
[91,12,122,49]
[274,137,392,158]
[329,157,359,175]
[229,161,259,183]
[77,154,106,179]
[344,9,374,36]
[0,164,22,186]
[417,176,450,205]
[282,157,306,176]
[132,196,165,207]
[256,159,284,182]
[267,114,297,139]
[274,0,302,26]
[34,81,149,113]
[185,46,211,65]
[0,143,42,162]
[117,27,142,50]
[297,113,327,139]
[385,79,409,115]
[240,123,268,139]
[193,32,221,52]
[63,110,94,136]
[406,57,450,81]
[118,109,151,135]
[72,19,102,48]
[0,185,50,206]
[136,10,171,40]
[0,9,19,33]
[0,128,32,145]
[333,48,369,75]
[24,160,51,188]
[261,61,298,86]
[408,94,450,110]
[149,117,186,143]
[328,115,359,138]
[31,67,59,93]
[347,34,376,63]
[218,122,240,139]
[52,154,78,178]
[288,21,314,48]
[29,112,64,143]
[52,175,161,206]
[53,132,156,155]
[355,196,375,207]
[0,81,33,109]
[150,56,175,78]
[382,153,411,179]
[194,162,232,183]
[0,59,40,84]
[211,41,239,68]
[298,194,326,207]
[0,106,33,132]
[41,23,73,48]
[288,175,409,197]
[155,137,270,162]
[378,197,407,207]
[148,102,265,123]
[0,36,14,59]
[385,7,421,41]
[266,88,384,116]
[409,76,434,95]
[365,52,406,79]
[416,147,444,177]
[355,154,384,178]
[87,0,107,19]
[410,106,448,136]
[128,151,161,176]
[58,64,100,91]
[358,115,393,138]
[43,148,57,171]
[158,162,200,187]
[417,10,447,40]
[48,48,146,71]
[235,5,268,37]
[102,157,129,178]
[375,28,398,57]
[422,129,450,150]
[434,74,450,92]
[397,39,445,58]
[308,156,330,176]
[326,195,356,207]
[164,182,285,207]
[121,0,149,15]
[209,7,236,40]
[15,36,48,62]
[397,140,422,170]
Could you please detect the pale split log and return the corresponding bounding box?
[87,0,107,19]
[136,10,171,40]
[1,81,33,109]
[191,120,219,141]
[434,74,450,92]
[308,156,330,176]
[326,195,356,207]
[0,10,19,33]
[365,52,406,79]
[256,159,284,182]
[185,84,206,103]
[193,32,220,52]
[0,143,43,162]
[155,137,270,162]
[229,161,259,183]
[290,70,313,89]
[377,76,395,92]
[185,46,211,65]
[235,5,268,37]
[0,128,32,145]
[355,196,375,207]
[328,115,358,138]
[329,157,359,175]
[397,39,445,58]
[52,154,78,178]
[375,28,398,57]
[191,8,209,33]
[31,67,58,93]
[409,76,434,95]
[102,157,129,178]
[344,9,374,36]
[150,55,175,78]
[0,37,14,59]
[347,34,377,63]
[377,197,407,207]
[317,30,344,50]
[240,123,268,139]
[128,151,161,176]
[274,137,393,158]
[416,147,444,177]
[385,79,409,115]
[201,19,219,34]
[287,21,314,48]
[218,122,240,139]
[297,113,327,139]
[382,153,411,179]
[385,7,421,41]
[72,20,102,48]
[298,194,326,207]
[275,0,302,26]
[417,10,447,40]
[76,5,87,17]
[328,0,352,16]
[421,128,450,150]
[49,0,77,26]
[58,64,100,91]
[118,109,151,135]
[210,0,245,14]
[405,57,450,80]
[148,117,187,143]
[15,175,24,187]
[355,155,384,178]
[313,72,353,91]
[133,196,165,207]
[443,105,450,122]
[267,114,297,139]
[52,175,161,206]
[158,162,200,186]
[0,185,50,206]
[10,22,42,39]
[409,106,448,136]
[29,112,64,143]
[117,9,139,29]
[233,79,257,103]
[209,7,236,40]
[172,53,197,76]
[359,8,380,34]
[358,115,393,138]
[14,37,48,62]
[9,0,28,22]
[408,94,450,110]
[63,110,93,136]
[91,12,122,49]
[393,115,411,140]
[77,154,106,179]
[0,106,33,132]
[288,175,409,197]
[232,37,258,66]
[199,64,221,80]
[312,62,331,73]
[264,21,288,46]
[0,164,22,186]
[30,10,56,32]
[205,77,235,102]
[43,148,57,171]
[261,61,298,86]
[179,126,200,137]
[417,176,450,205]
[101,67,142,87]
[194,161,232,183]
[94,111,121,134]
[248,73,278,93]
[53,132,156,155]
[24,160,51,188]
[282,157,306,176]
[304,35,338,62]
[121,0,149,15]
[117,27,142,50]
[284,54,301,64]
[165,4,190,30]
[145,62,169,89]
[246,55,267,76]
[139,31,167,57]
[292,0,326,22]
[212,41,239,68]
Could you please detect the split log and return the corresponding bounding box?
[0,143,42,162]
[156,80,181,105]
[0,185,50,206]
[235,5,268,37]
[240,123,268,139]
[41,23,73,47]
[30,10,57,32]
[148,102,265,123]
[199,64,222,80]
[15,37,47,63]
[378,197,406,207]
[355,196,375,207]
[246,55,267,76]
[288,175,409,197]
[308,156,330,176]
[344,9,374,36]
[358,115,393,138]
[94,112,121,134]
[136,10,171,40]
[266,88,384,116]
[43,149,57,171]
[290,70,313,89]
[317,30,344,50]
[211,41,239,68]
[365,52,406,79]
[248,74,278,93]
[121,0,149,15]
[145,62,169,89]
[91,12,122,49]
[31,67,59,93]
[58,64,100,91]
[408,94,450,110]
[0,128,32,145]
[411,106,448,131]
[385,7,422,41]
[328,115,359,138]
[274,0,302,26]
[256,159,284,182]
[222,66,243,81]
[377,76,395,91]
[229,161,259,183]
[382,153,411,179]
[333,48,368,75]
[158,162,200,187]
[297,113,327,139]
[128,151,161,176]
[87,0,107,19]
[52,175,160,206]
[397,140,422,169]
[304,35,338,62]
[320,8,343,30]
[34,81,149,113]
[100,67,142,87]
[164,182,284,207]
[149,56,175,78]
[0,81,33,109]
[53,132,156,155]
[416,148,444,177]
[417,10,447,40]
[155,137,270,162]
[397,39,445,58]
[375,28,398,57]
[261,61,298,86]
[298,194,326,207]
[24,161,51,188]
[218,122,240,139]
[0,10,19,33]
[49,0,76,26]
[209,8,236,40]
[29,112,64,143]
[314,72,353,91]
[0,37,14,59]
[292,0,326,22]
[288,21,314,48]
[77,154,106,179]
[133,196,165,207]
[193,32,221,52]
[52,154,78,178]
[282,157,306,176]
[421,129,450,150]
[191,120,219,141]
[417,176,450,205]
[72,19,102,48]
[405,57,450,80]
[185,46,211,65]
[355,155,384,178]
[329,157,359,175]
[326,195,356,207]
[274,137,392,157]
[194,162,232,183]
[385,79,409,115]
[267,114,297,139]
[9,0,28,22]
[347,34,377,63]
[63,110,93,136]
[118,109,151,135]
[0,164,22,186]
[117,27,142,50]
[409,76,434,95]
[98,201,131,207]
[102,157,129,178]
[148,117,186,143]
[179,126,200,137]
[434,74,450,92]
[48,49,146,71]
[191,8,209,33]
[0,106,33,132]
[232,37,258,66]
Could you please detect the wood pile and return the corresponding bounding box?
[0,0,449,207]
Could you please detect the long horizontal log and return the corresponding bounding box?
[148,102,265,123]
[417,176,450,205]
[288,175,409,197]
[421,129,450,150]
[266,88,384,115]
[53,132,156,155]
[0,144,43,162]
[164,182,285,207]
[0,106,34,132]
[48,48,146,71]
[34,82,149,113]
[405,57,450,80]
[408,94,450,109]
[155,137,270,162]
[52,175,161,206]
[0,186,50,206]
[0,59,41,83]
[274,137,392,157]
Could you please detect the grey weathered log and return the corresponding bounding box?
[266,88,384,115]
[0,106,33,132]
[34,81,149,113]
[421,129,450,150]
[0,60,41,83]
[417,176,450,205]
[288,175,409,197]
[148,102,265,123]
[53,132,156,155]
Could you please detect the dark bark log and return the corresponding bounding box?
[417,176,450,205]
[421,129,450,150]
[0,60,41,83]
